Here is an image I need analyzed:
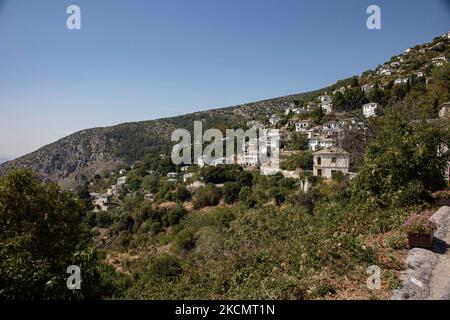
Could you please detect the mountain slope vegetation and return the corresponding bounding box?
[1,32,448,188]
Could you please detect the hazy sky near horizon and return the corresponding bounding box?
[0,0,449,157]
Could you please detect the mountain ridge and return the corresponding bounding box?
[0,88,325,188]
[1,31,449,188]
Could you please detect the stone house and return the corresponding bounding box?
[308,138,334,151]
[295,120,313,132]
[363,102,379,118]
[313,146,351,179]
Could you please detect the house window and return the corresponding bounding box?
[317,169,322,177]
[317,157,321,165]
[331,157,337,163]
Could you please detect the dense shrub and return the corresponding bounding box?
[331,170,344,182]
[161,207,187,227]
[210,208,236,228]
[223,182,241,204]
[238,186,256,208]
[201,165,251,186]
[351,113,450,208]
[174,184,191,202]
[193,185,222,209]
[146,254,182,281]
[172,227,197,252]
[96,211,113,228]
[0,169,116,299]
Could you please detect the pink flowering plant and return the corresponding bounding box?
[402,213,437,234]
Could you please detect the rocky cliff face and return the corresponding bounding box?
[0,127,123,188]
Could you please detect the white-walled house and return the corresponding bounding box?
[287,107,307,115]
[363,102,379,118]
[321,103,333,114]
[361,84,374,93]
[313,147,351,179]
[117,176,127,187]
[308,138,334,151]
[344,118,366,130]
[295,120,313,132]
[432,56,447,67]
[237,138,259,167]
[322,121,341,131]
[91,193,112,212]
[318,95,333,114]
[378,66,394,76]
[167,172,179,179]
[246,120,265,130]
[197,155,206,167]
[318,95,332,105]
[237,154,259,167]
[306,102,317,111]
[183,172,195,183]
[197,154,235,167]
[269,115,281,126]
[303,126,322,139]
[394,77,409,85]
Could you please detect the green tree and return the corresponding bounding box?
[343,88,368,110]
[351,113,450,208]
[332,91,346,109]
[310,106,325,123]
[427,64,450,107]
[0,169,116,299]
[350,76,360,88]
[174,184,191,202]
[76,182,93,211]
[157,156,177,175]
[223,182,241,204]
[367,86,386,106]
[126,171,142,191]
[288,132,309,151]
[193,185,222,209]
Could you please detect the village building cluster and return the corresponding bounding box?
[89,31,449,210]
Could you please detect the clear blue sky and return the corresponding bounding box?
[0,0,449,157]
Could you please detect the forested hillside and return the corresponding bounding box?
[1,32,449,300]
[2,31,447,189]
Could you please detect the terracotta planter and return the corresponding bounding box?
[408,233,433,249]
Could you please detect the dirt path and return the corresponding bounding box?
[426,206,450,300]
[392,206,450,300]
[426,251,450,299]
